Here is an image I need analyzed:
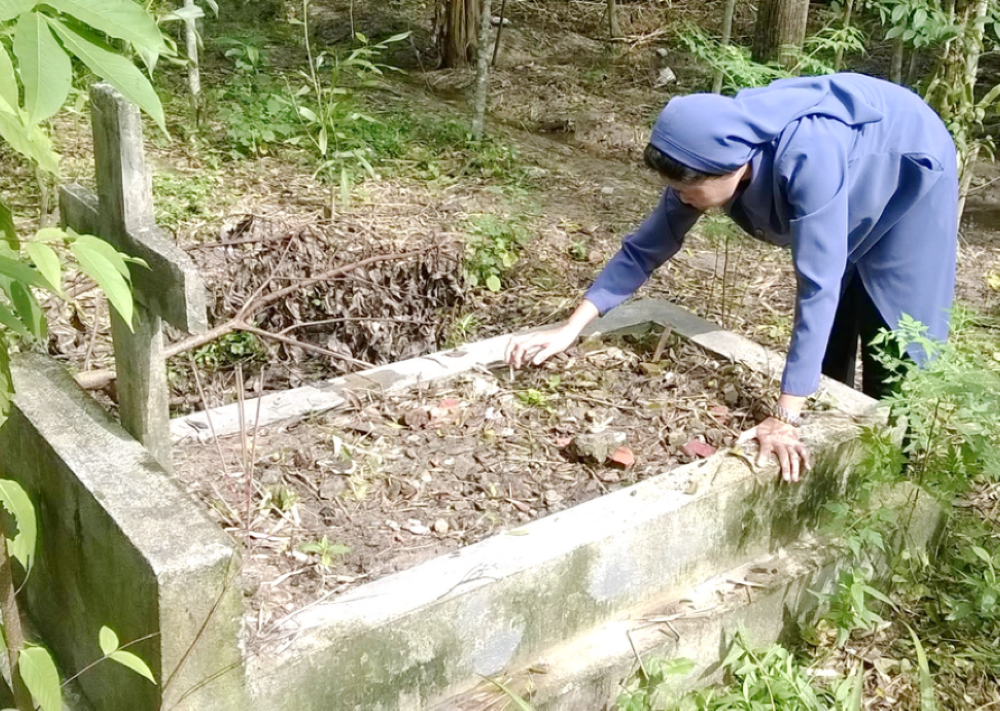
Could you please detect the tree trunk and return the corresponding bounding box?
[751,0,809,70]
[834,0,855,71]
[185,0,201,127]
[607,0,621,39]
[957,0,991,220]
[435,0,481,68]
[471,0,493,139]
[712,0,738,93]
[890,37,904,83]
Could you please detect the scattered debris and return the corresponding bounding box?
[174,332,767,640]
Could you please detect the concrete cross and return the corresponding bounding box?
[59,84,208,471]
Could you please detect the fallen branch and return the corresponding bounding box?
[74,247,436,390]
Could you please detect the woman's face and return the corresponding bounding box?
[667,164,750,211]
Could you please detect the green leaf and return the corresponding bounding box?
[0,334,10,428]
[98,626,118,655]
[483,677,533,711]
[485,274,501,292]
[0,103,59,172]
[25,241,60,291]
[0,479,36,570]
[41,0,166,55]
[0,200,17,251]
[70,233,129,277]
[18,646,61,711]
[0,301,30,337]
[45,17,165,132]
[885,25,905,39]
[0,42,20,112]
[69,235,134,327]
[109,650,156,684]
[9,281,47,340]
[860,583,895,608]
[905,624,937,711]
[14,11,71,123]
[0,253,46,288]
[0,0,35,22]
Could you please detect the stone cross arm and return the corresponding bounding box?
[59,183,208,334]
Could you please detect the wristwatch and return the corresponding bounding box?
[771,404,804,427]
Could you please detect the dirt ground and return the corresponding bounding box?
[173,332,767,641]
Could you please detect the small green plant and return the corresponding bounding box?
[616,657,695,711]
[444,313,481,347]
[298,536,350,568]
[153,172,219,228]
[676,24,787,93]
[569,240,588,262]
[676,23,862,93]
[216,36,269,74]
[264,485,300,513]
[674,630,864,711]
[872,313,1000,490]
[287,0,410,210]
[515,388,550,409]
[191,331,266,371]
[814,567,897,647]
[463,214,532,292]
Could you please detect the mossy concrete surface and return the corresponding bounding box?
[439,483,945,710]
[0,355,247,711]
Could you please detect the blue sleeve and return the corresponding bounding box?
[777,117,851,397]
[585,189,702,314]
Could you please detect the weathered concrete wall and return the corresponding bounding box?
[0,355,247,711]
[441,482,945,710]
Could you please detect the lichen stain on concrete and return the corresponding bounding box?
[468,627,525,676]
[588,546,642,603]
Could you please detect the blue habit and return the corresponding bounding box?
[585,73,958,397]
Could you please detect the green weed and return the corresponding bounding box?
[462,214,532,292]
[444,313,482,348]
[298,536,351,568]
[152,172,219,228]
[191,331,267,370]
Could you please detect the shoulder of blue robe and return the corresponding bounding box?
[584,188,702,315]
[773,115,854,397]
[649,74,884,174]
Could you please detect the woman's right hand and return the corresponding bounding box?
[505,324,581,369]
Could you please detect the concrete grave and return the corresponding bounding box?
[1,291,943,710]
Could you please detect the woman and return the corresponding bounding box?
[506,73,958,483]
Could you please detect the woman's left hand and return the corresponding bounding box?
[749,417,811,483]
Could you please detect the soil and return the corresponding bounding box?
[172,330,768,641]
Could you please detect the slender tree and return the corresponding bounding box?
[435,0,481,68]
[608,0,621,39]
[751,0,809,69]
[472,0,494,139]
[833,0,855,70]
[713,0,738,93]
[185,0,201,125]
